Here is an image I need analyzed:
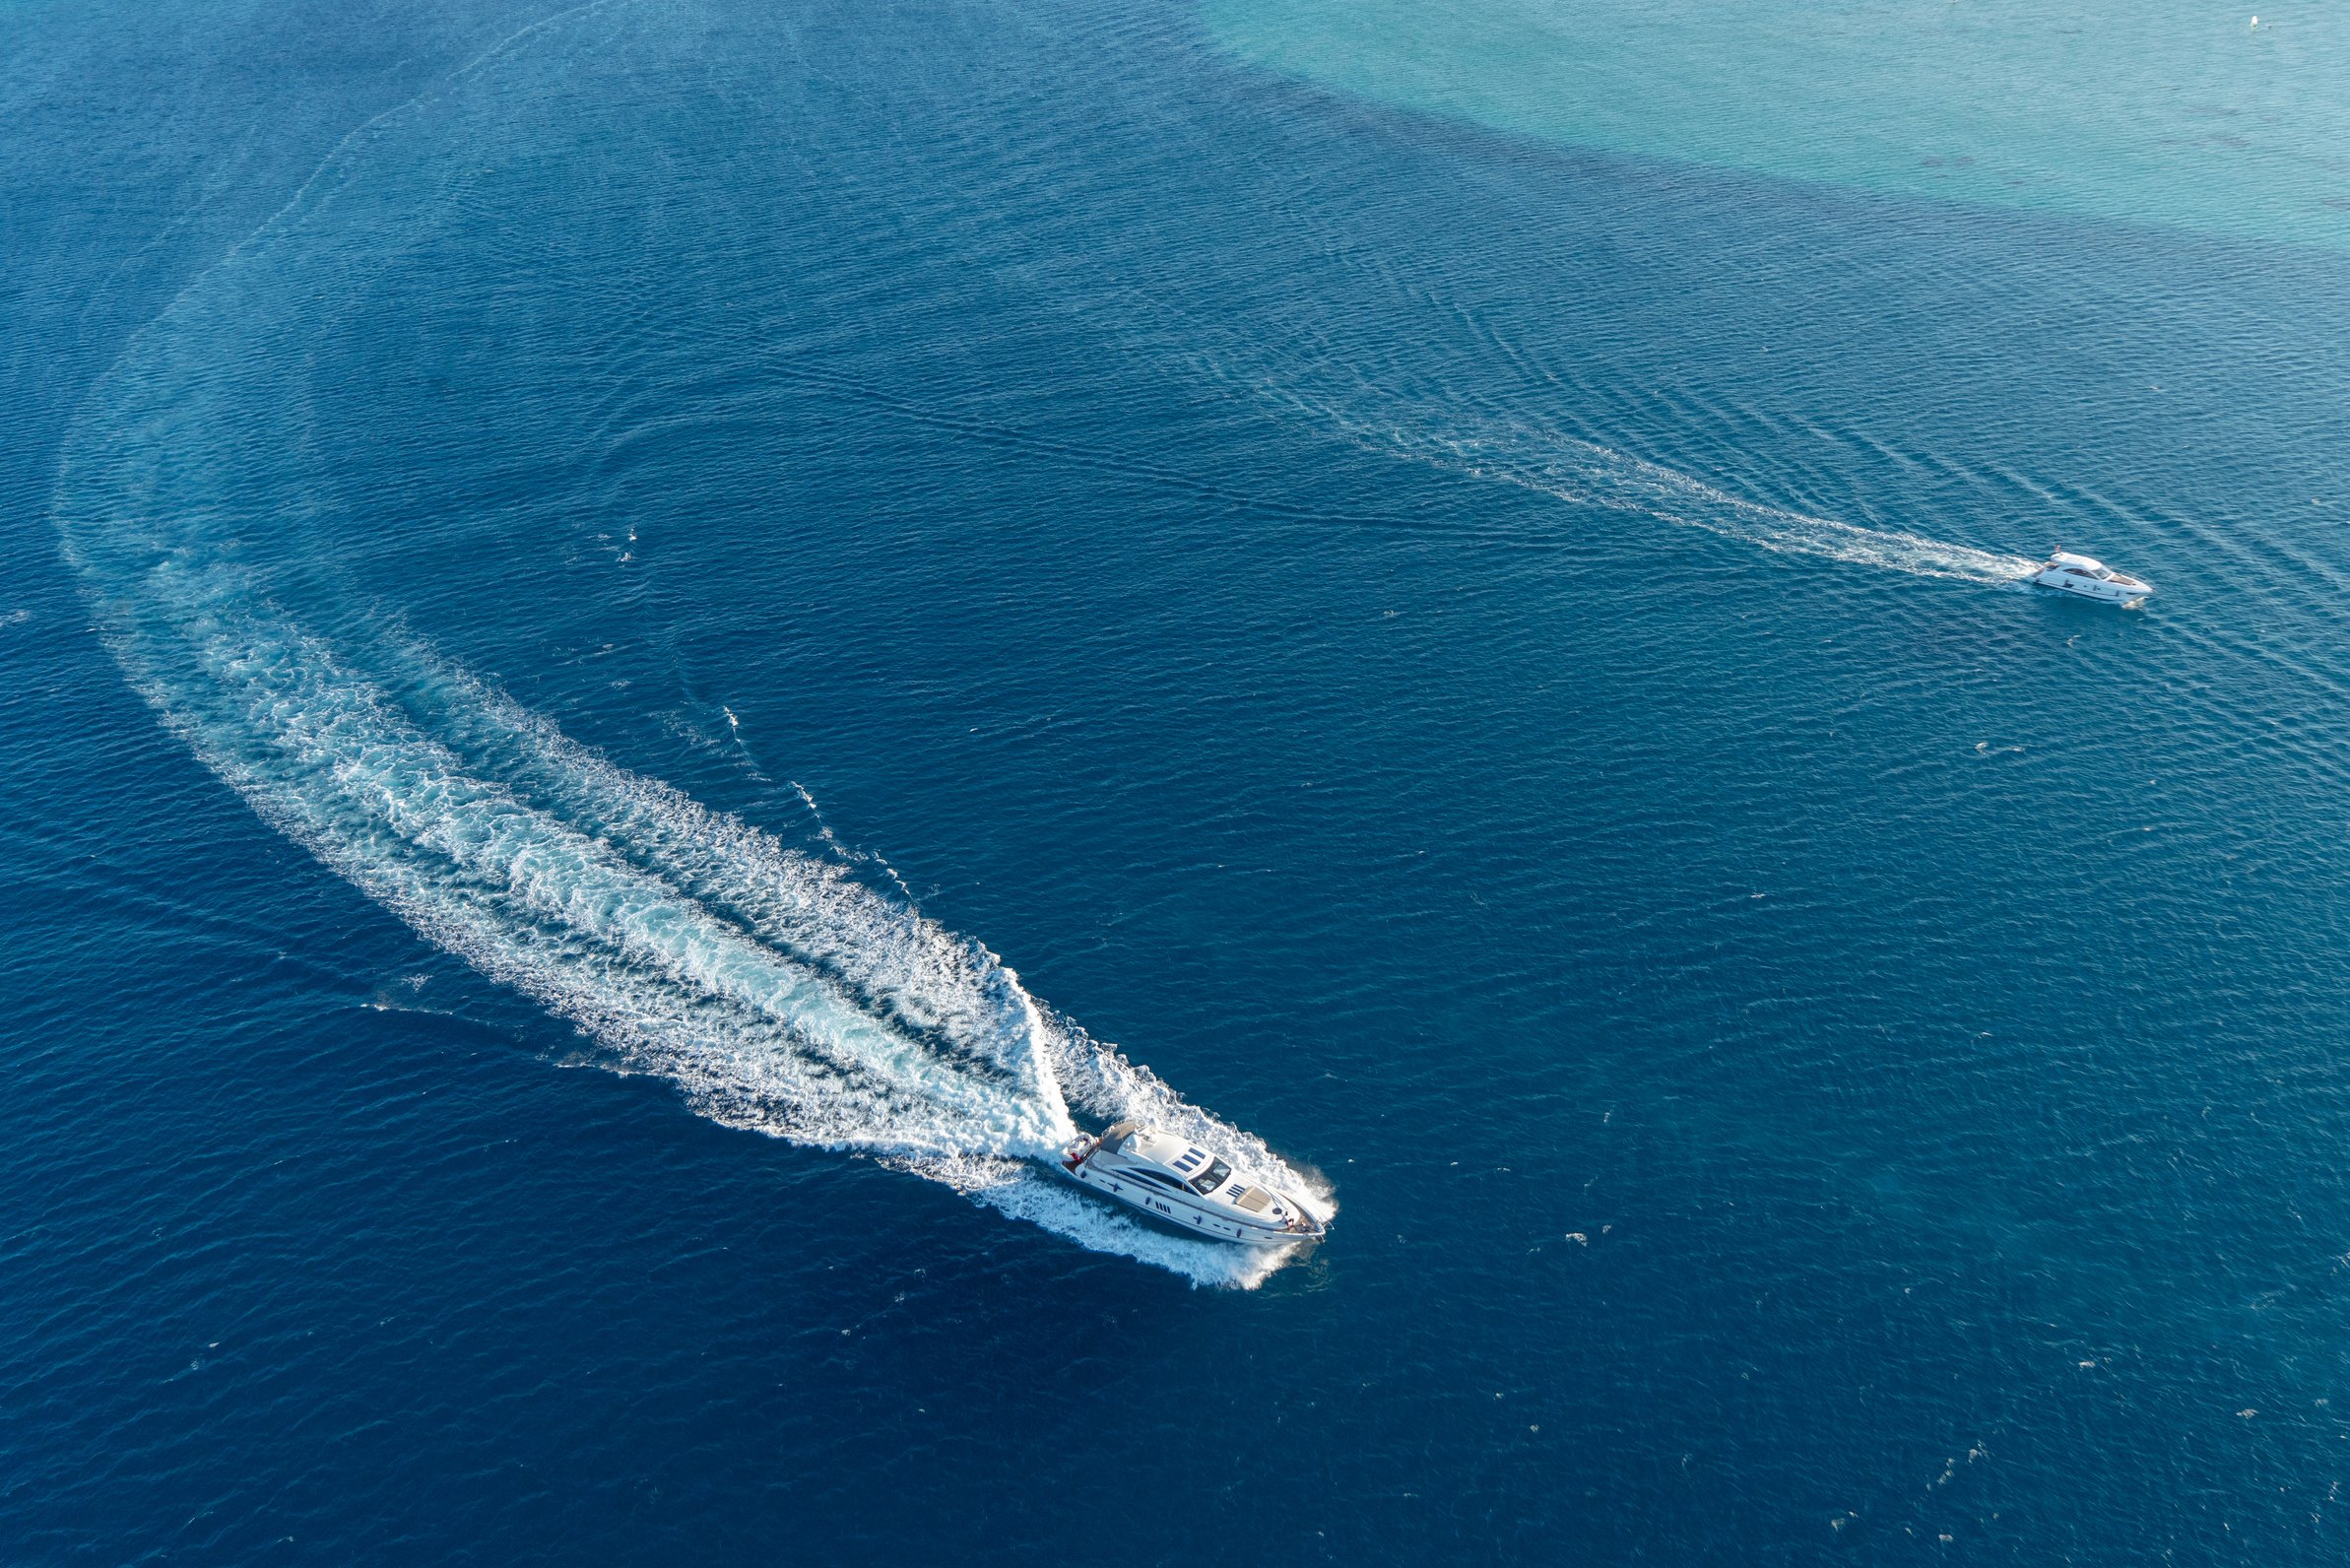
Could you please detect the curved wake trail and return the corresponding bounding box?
[47,20,1331,1284]
[52,507,1324,1282]
[1133,308,2042,585]
[1341,407,2040,585]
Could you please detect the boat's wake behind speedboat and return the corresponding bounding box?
[2029,550,2153,604]
[1059,1121,1326,1247]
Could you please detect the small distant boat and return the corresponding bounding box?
[1060,1121,1326,1247]
[2029,550,2153,604]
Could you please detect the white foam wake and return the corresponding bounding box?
[1171,324,2040,583]
[1367,408,2037,583]
[53,503,1328,1282]
[54,329,1329,1291]
[45,0,1353,1286]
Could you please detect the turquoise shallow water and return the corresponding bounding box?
[1206,0,2350,248]
[6,0,2350,1560]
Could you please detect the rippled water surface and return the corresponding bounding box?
[6,0,2350,1561]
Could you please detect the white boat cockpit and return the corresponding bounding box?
[2029,550,2153,604]
[1060,1121,1326,1247]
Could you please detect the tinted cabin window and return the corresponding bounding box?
[1188,1158,1232,1195]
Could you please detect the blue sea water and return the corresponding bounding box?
[6,0,2350,1560]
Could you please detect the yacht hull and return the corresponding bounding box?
[2029,553,2152,603]
[1057,1154,1316,1248]
[2035,573,2150,603]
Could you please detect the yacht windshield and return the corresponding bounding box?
[1188,1158,1232,1195]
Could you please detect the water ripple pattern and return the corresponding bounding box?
[48,0,1330,1288]
[1182,343,2043,583]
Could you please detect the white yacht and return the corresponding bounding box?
[2030,551,2153,604]
[1060,1121,1326,1247]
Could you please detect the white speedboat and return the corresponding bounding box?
[2030,551,2153,604]
[1060,1121,1326,1247]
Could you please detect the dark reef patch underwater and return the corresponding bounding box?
[6,0,2350,1560]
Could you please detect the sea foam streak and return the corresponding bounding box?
[1133,306,2042,585]
[48,22,1327,1290]
[52,526,1323,1284]
[1328,400,2038,583]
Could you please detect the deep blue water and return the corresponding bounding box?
[7,0,2350,1561]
